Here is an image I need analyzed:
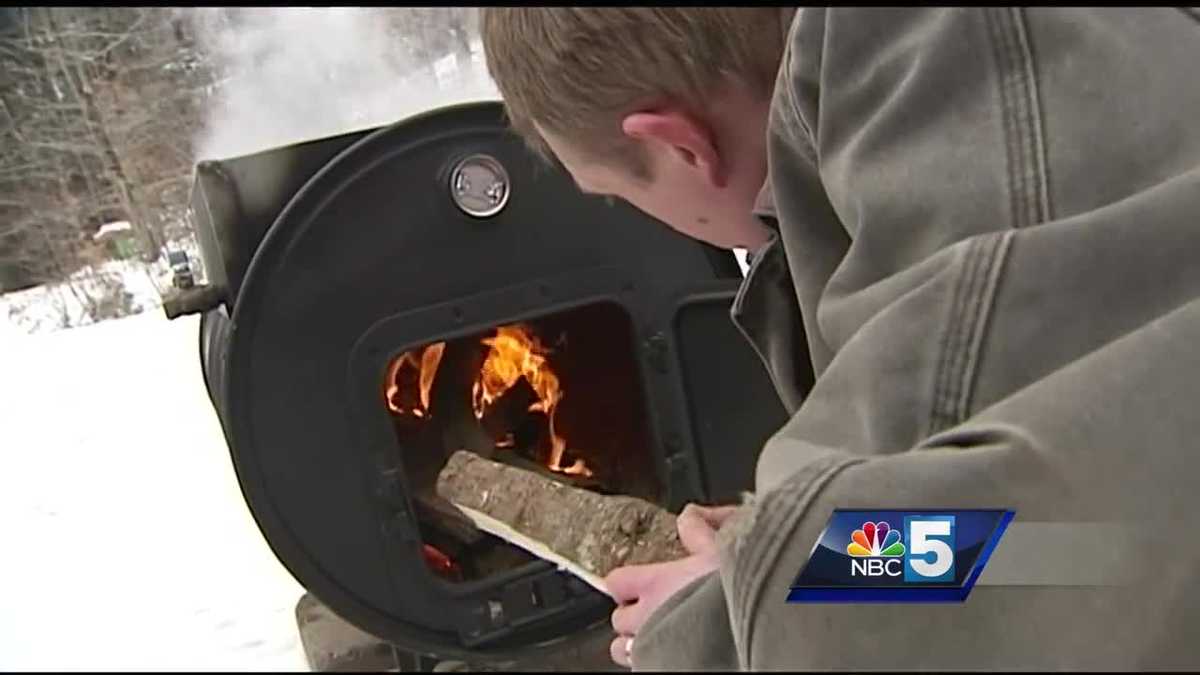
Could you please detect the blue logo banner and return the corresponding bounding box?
[788,509,1014,603]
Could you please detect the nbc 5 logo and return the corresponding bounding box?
[846,515,956,583]
[790,509,1011,603]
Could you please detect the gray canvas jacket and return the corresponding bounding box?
[634,7,1200,671]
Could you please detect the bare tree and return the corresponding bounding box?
[1,7,486,326]
[0,7,163,320]
[0,8,114,299]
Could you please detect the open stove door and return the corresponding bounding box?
[189,101,794,661]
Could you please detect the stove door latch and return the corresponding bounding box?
[455,568,595,647]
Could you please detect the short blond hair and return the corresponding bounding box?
[481,8,790,177]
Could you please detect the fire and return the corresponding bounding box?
[385,325,591,478]
[472,325,591,477]
[385,342,445,417]
[418,343,445,410]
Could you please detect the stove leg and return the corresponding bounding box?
[295,592,403,671]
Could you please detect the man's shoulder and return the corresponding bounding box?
[766,7,822,163]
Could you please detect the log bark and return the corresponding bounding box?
[436,450,686,594]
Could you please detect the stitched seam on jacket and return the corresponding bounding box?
[729,454,836,667]
[952,237,997,423]
[986,8,1023,232]
[731,456,845,645]
[932,9,1049,432]
[931,11,1017,435]
[1013,8,1052,222]
[953,239,994,423]
[732,455,866,669]
[946,238,991,427]
[991,7,1051,227]
[929,239,981,433]
[946,8,1046,422]
[999,10,1037,228]
[956,232,1015,421]
[929,245,965,433]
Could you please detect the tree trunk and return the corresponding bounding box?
[436,450,687,594]
[42,7,164,263]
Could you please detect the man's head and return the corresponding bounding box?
[481,8,790,249]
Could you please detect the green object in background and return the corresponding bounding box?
[109,236,139,260]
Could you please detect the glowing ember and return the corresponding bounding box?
[422,543,461,580]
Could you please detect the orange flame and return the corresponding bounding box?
[471,325,591,477]
[418,343,445,411]
[385,342,445,417]
[385,326,591,478]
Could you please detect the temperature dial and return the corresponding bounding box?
[449,154,510,218]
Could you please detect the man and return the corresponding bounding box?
[482,8,1200,670]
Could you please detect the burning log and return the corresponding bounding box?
[412,490,485,547]
[432,339,495,459]
[436,450,687,595]
[492,449,604,492]
[479,377,538,443]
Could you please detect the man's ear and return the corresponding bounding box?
[621,109,727,188]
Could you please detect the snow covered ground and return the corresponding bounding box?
[0,311,308,671]
[0,242,204,337]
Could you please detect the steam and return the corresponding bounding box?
[190,8,498,161]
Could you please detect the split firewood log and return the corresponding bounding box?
[436,450,687,596]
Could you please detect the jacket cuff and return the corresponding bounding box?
[631,572,739,672]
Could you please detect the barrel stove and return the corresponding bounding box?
[180,101,789,666]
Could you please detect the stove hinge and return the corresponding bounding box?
[455,568,600,648]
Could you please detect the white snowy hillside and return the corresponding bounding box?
[0,311,308,671]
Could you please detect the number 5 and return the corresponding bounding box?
[906,518,955,581]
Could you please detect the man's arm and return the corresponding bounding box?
[727,296,1200,669]
[636,7,1200,669]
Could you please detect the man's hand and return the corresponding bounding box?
[604,503,738,668]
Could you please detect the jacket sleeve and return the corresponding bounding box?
[636,7,1200,670]
[724,301,1200,670]
[627,572,738,672]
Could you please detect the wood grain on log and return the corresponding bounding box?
[436,450,687,595]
